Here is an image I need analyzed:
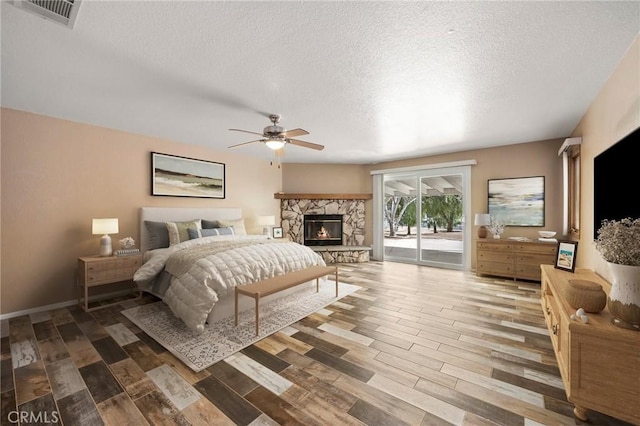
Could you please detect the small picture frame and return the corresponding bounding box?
[555,241,578,272]
[272,227,283,239]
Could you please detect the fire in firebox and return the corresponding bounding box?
[316,227,331,239]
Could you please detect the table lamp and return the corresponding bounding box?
[92,218,119,256]
[258,215,275,236]
[474,213,491,238]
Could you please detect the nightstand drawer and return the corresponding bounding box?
[79,255,142,287]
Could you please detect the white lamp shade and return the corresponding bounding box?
[92,218,119,235]
[258,215,276,226]
[474,214,491,226]
[265,138,286,150]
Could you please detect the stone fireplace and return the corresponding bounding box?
[278,194,371,263]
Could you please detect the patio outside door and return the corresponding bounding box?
[381,166,470,270]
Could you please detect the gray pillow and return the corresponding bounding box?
[144,220,170,250]
[201,219,220,229]
[188,227,235,239]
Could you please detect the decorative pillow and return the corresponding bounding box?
[217,218,247,235]
[144,221,170,250]
[188,227,235,239]
[201,219,220,229]
[214,226,235,236]
[166,220,202,246]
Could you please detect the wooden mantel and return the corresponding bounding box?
[274,193,372,200]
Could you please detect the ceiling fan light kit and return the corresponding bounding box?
[228,114,324,154]
[265,138,286,150]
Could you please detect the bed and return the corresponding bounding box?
[133,207,326,333]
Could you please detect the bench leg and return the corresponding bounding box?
[235,288,238,326]
[335,267,339,297]
[255,295,260,336]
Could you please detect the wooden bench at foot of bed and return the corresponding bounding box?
[235,265,339,336]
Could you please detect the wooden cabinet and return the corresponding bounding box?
[476,239,557,281]
[77,254,142,311]
[541,265,640,424]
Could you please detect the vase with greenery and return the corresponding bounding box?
[595,217,640,330]
[488,217,505,239]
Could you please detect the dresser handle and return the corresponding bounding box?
[552,324,558,335]
[546,307,551,315]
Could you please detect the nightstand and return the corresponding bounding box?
[77,254,142,312]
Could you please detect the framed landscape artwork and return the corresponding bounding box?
[488,176,544,226]
[151,152,225,198]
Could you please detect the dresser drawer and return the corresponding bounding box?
[477,260,514,276]
[477,241,513,251]
[478,251,514,262]
[515,243,557,254]
[515,264,544,280]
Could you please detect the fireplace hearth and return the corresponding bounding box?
[304,214,342,246]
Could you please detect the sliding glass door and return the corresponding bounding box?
[380,166,471,270]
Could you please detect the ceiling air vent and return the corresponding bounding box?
[11,0,81,29]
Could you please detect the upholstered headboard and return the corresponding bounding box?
[139,207,242,253]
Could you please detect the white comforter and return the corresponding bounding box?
[133,235,326,333]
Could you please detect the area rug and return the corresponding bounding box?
[122,282,360,372]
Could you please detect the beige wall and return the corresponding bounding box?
[284,139,565,262]
[1,108,282,314]
[572,36,640,277]
[282,164,370,194]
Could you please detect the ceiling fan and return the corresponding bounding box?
[228,114,324,151]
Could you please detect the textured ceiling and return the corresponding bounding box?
[1,1,639,164]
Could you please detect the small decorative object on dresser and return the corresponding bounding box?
[115,236,139,256]
[566,279,606,312]
[554,240,578,272]
[595,217,640,330]
[119,236,136,249]
[538,230,557,242]
[487,217,505,239]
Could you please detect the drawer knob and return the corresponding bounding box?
[552,324,559,335]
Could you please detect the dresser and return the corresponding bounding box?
[540,265,639,423]
[476,239,557,281]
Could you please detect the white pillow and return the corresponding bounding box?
[217,218,247,235]
[166,220,202,246]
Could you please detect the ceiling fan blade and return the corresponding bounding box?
[228,139,264,148]
[288,138,325,151]
[229,128,265,137]
[283,128,309,138]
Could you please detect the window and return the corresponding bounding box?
[567,144,581,239]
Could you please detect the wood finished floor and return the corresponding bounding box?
[1,261,634,426]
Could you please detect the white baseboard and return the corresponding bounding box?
[0,289,134,321]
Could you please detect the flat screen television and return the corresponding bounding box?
[593,126,640,236]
